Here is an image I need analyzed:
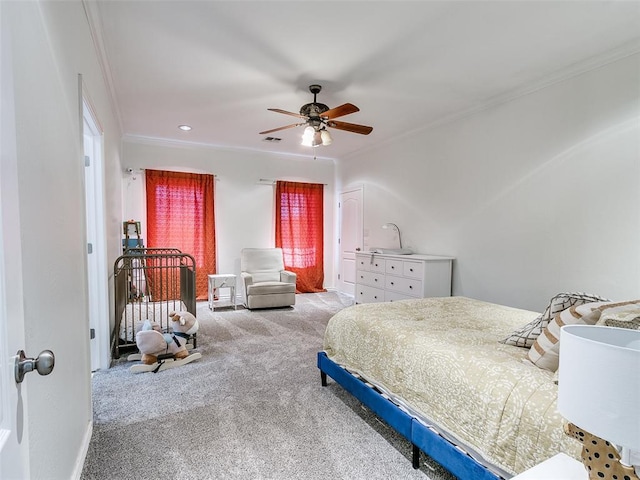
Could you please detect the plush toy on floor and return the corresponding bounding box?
[129,311,201,373]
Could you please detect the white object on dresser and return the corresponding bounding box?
[355,252,453,303]
[511,453,586,479]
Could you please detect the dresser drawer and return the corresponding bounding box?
[357,270,385,288]
[385,275,422,297]
[385,259,403,275]
[403,260,424,279]
[356,284,385,303]
[356,254,386,273]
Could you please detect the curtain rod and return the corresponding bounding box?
[132,168,218,177]
[257,178,327,186]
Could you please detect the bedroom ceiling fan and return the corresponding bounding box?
[259,84,373,147]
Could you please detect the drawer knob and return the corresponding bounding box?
[391,266,395,269]
[374,278,378,282]
[410,268,414,272]
[409,285,413,289]
[390,282,394,285]
[374,296,378,299]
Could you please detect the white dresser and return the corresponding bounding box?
[355,252,454,304]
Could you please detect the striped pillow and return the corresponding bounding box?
[527,301,606,371]
[528,300,640,371]
[501,292,609,348]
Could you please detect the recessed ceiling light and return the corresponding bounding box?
[178,125,192,131]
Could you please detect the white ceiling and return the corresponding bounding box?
[90,1,640,161]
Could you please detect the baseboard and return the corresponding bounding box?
[71,419,93,480]
[324,287,354,298]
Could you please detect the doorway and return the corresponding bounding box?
[83,98,110,371]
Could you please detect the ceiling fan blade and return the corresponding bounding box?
[327,120,373,135]
[268,108,305,119]
[259,123,303,135]
[321,103,359,120]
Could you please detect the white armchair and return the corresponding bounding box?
[240,248,296,309]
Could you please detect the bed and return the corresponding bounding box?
[113,248,196,358]
[317,296,584,479]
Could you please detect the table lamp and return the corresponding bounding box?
[558,325,640,480]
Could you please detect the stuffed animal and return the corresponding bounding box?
[135,311,199,365]
[168,310,199,356]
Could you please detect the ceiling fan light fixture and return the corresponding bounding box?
[264,84,373,145]
[312,130,323,147]
[301,126,315,146]
[320,129,332,146]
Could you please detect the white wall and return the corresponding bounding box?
[121,139,337,288]
[338,53,640,311]
[4,1,123,478]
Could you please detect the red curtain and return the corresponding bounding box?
[275,181,326,293]
[146,170,215,300]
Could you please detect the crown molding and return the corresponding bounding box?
[121,134,336,163]
[81,0,123,135]
[344,40,640,161]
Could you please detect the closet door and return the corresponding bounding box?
[338,187,363,296]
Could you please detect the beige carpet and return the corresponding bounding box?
[81,292,455,480]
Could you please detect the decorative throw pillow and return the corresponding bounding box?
[501,292,609,348]
[596,302,640,330]
[528,299,640,372]
[527,301,607,371]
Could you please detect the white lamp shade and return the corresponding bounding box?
[320,129,332,145]
[312,130,322,147]
[558,325,640,449]
[301,126,315,146]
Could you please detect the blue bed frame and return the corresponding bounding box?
[317,351,503,480]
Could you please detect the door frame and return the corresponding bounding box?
[82,87,110,371]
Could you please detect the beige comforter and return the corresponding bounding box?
[323,296,581,476]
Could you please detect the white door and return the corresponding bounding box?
[0,9,30,475]
[338,188,363,296]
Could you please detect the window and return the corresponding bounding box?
[146,170,215,299]
[275,181,326,293]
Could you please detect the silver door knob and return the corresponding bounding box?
[15,349,55,384]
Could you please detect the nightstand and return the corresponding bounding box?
[208,274,237,310]
[512,453,586,479]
